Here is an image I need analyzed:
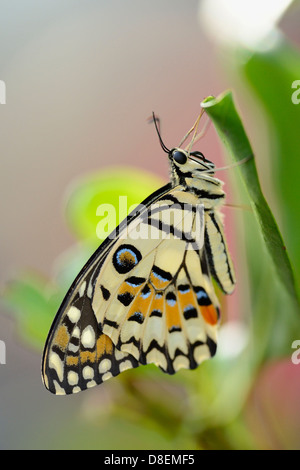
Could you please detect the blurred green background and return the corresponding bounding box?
[1,0,300,450]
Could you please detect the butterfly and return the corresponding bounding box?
[42,110,236,395]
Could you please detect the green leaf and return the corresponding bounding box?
[240,40,300,284]
[201,91,299,309]
[64,167,165,247]
[3,273,63,350]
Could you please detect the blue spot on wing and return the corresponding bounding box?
[141,284,151,299]
[152,265,172,282]
[194,287,211,306]
[117,248,137,265]
[166,292,176,307]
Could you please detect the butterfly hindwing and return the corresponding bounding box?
[88,190,220,374]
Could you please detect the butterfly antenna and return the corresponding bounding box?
[186,109,205,155]
[224,203,252,212]
[178,115,200,148]
[201,155,254,174]
[186,118,211,148]
[178,109,205,151]
[149,112,170,154]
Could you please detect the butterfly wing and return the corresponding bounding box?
[41,234,144,395]
[204,210,236,294]
[42,184,172,394]
[42,185,228,394]
[88,189,220,374]
[98,245,220,376]
[42,281,139,395]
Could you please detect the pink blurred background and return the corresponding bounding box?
[0,0,299,449]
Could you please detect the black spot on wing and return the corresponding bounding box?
[152,265,172,282]
[178,284,190,293]
[150,309,163,318]
[103,318,119,329]
[183,306,198,320]
[125,276,146,287]
[206,336,217,357]
[166,292,176,305]
[128,311,144,324]
[100,285,111,301]
[194,286,211,306]
[141,284,151,298]
[117,292,134,306]
[169,326,182,333]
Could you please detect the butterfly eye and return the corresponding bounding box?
[172,150,187,165]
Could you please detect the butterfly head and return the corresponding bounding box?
[151,113,215,181]
[169,147,215,185]
[150,111,217,187]
[170,148,214,170]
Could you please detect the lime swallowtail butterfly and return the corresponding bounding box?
[42,110,236,395]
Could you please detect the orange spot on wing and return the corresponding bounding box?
[96,333,113,356]
[165,297,181,331]
[120,251,135,265]
[150,294,164,315]
[201,305,219,325]
[66,356,79,366]
[54,325,69,351]
[126,284,154,320]
[150,272,169,290]
[177,290,196,312]
[80,351,96,363]
[118,281,140,297]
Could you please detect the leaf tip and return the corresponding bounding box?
[201,90,235,110]
[201,95,216,108]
